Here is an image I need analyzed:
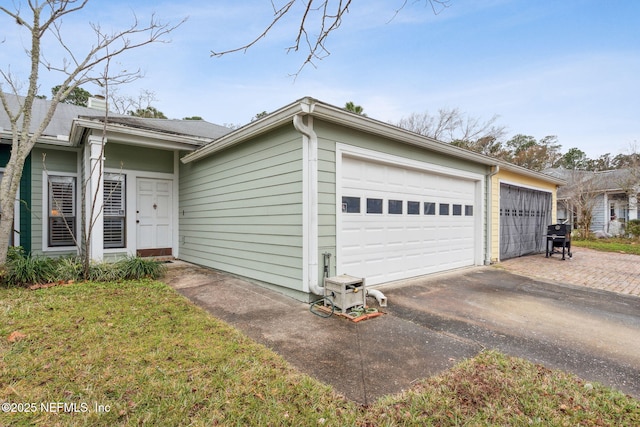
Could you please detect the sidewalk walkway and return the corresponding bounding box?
[497,247,640,297]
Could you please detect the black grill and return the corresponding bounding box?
[545,224,572,260]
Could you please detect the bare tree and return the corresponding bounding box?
[43,60,122,279]
[395,108,507,154]
[109,88,164,116]
[0,1,184,265]
[211,0,452,73]
[559,170,604,239]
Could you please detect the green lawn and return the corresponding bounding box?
[1,280,638,426]
[572,237,640,255]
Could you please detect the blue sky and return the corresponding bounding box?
[2,0,639,158]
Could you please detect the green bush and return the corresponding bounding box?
[116,255,166,280]
[626,219,640,238]
[7,245,27,263]
[54,256,84,282]
[4,253,56,286]
[88,261,122,282]
[1,249,167,286]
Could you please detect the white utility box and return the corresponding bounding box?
[324,274,366,314]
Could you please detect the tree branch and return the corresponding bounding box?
[211,0,450,74]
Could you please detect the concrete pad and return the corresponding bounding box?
[163,261,640,403]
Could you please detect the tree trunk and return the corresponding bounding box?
[0,148,27,265]
[0,210,14,263]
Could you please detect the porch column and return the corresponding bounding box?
[603,193,609,233]
[629,189,638,221]
[87,135,106,261]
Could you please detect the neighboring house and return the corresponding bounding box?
[1,94,563,301]
[548,167,640,236]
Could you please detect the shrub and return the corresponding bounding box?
[116,256,166,280]
[626,219,640,238]
[88,261,122,282]
[1,249,166,286]
[7,245,26,263]
[54,256,84,282]
[4,253,56,286]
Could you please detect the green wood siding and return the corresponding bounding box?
[105,143,173,173]
[179,125,304,291]
[317,136,337,277]
[314,120,487,175]
[0,144,31,252]
[31,147,79,256]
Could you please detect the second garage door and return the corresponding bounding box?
[338,154,481,285]
[499,183,552,260]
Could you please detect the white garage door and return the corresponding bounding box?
[339,155,479,285]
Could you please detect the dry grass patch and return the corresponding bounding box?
[363,351,639,426]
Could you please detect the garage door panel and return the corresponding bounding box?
[340,156,478,285]
[499,183,552,260]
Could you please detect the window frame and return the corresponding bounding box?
[366,198,383,214]
[424,201,436,215]
[46,174,78,249]
[388,199,403,215]
[341,196,361,214]
[103,173,126,249]
[407,201,420,215]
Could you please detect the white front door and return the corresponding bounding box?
[137,178,172,253]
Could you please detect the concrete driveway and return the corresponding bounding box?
[163,251,640,405]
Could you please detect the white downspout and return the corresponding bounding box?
[486,165,500,265]
[293,113,323,295]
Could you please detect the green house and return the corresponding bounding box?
[179,97,563,301]
[1,94,563,301]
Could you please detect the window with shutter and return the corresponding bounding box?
[104,173,126,248]
[48,176,76,247]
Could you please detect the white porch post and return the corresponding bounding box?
[87,135,105,261]
[629,186,638,221]
[603,193,609,232]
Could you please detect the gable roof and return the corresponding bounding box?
[182,96,565,186]
[549,167,640,198]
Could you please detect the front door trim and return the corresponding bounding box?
[136,177,173,256]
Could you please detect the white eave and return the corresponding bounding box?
[181,100,313,163]
[181,97,565,187]
[70,117,214,151]
[0,126,70,147]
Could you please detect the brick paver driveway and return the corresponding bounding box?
[497,247,640,297]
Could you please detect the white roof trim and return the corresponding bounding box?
[70,117,213,150]
[181,97,564,186]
